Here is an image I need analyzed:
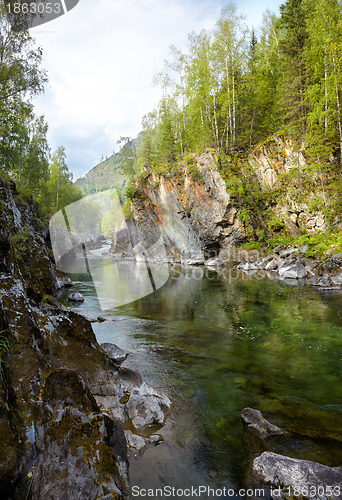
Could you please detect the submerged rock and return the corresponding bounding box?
[241,408,286,440]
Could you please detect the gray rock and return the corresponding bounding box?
[125,380,171,430]
[278,262,307,279]
[101,343,128,365]
[116,367,171,430]
[125,430,163,456]
[241,408,286,439]
[204,258,220,267]
[330,272,342,286]
[95,395,126,423]
[125,430,147,454]
[310,276,340,289]
[68,292,85,302]
[255,255,274,269]
[273,245,285,255]
[247,451,342,499]
[279,247,297,259]
[54,272,73,289]
[181,258,205,266]
[265,258,280,271]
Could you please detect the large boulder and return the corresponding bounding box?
[31,408,130,500]
[278,260,307,279]
[101,343,129,365]
[247,452,342,499]
[119,367,171,430]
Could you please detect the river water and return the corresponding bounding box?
[59,259,342,497]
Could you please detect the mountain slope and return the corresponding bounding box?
[75,153,127,195]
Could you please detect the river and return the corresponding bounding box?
[59,259,342,497]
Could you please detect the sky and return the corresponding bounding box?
[32,0,283,180]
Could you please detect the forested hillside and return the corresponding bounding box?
[75,136,141,196]
[119,0,342,253]
[75,153,125,195]
[134,0,342,165]
[0,2,82,215]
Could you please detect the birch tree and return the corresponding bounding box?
[213,3,248,152]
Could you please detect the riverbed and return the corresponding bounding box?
[59,261,342,496]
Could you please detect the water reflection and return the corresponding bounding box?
[60,264,342,493]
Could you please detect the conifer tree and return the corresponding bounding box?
[277,0,309,141]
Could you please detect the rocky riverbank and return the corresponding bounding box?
[0,177,170,499]
[236,244,342,289]
[115,146,342,289]
[241,408,342,499]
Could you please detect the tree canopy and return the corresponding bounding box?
[133,0,342,169]
[0,1,82,214]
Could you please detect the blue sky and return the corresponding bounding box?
[32,0,283,180]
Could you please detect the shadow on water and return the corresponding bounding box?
[58,262,342,496]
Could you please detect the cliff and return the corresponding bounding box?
[130,151,245,263]
[0,177,170,499]
[128,137,342,264]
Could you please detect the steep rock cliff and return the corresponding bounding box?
[247,136,334,237]
[0,178,132,499]
[130,151,245,261]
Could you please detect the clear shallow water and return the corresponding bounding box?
[59,262,342,497]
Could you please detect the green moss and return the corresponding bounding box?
[122,199,133,220]
[267,230,342,257]
[11,229,31,262]
[0,332,10,371]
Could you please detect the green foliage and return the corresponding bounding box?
[267,230,342,257]
[0,3,47,173]
[116,137,139,177]
[0,5,82,217]
[0,332,10,371]
[11,228,30,261]
[122,199,133,220]
[146,0,342,166]
[75,153,128,197]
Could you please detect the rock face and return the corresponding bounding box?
[0,176,170,498]
[248,136,329,237]
[130,151,245,262]
[248,136,306,190]
[247,452,342,499]
[127,140,337,265]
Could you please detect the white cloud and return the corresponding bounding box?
[32,0,282,179]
